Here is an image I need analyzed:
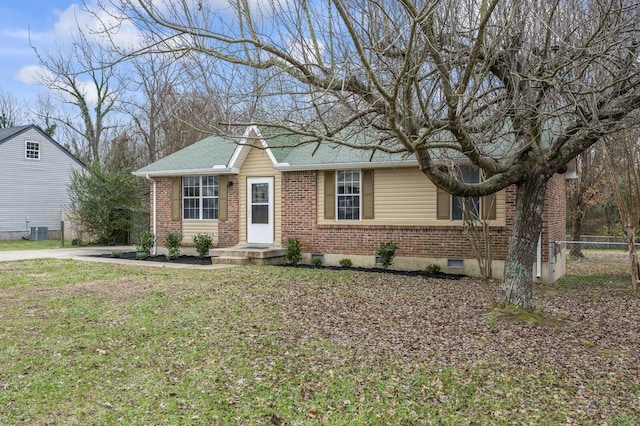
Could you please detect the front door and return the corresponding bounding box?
[247,177,274,245]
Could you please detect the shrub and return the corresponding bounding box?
[68,163,144,245]
[339,258,353,268]
[284,238,302,265]
[111,250,122,258]
[165,232,183,261]
[376,240,397,269]
[311,256,323,267]
[426,263,441,274]
[136,231,155,259]
[193,233,213,258]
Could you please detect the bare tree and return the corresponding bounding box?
[109,0,640,307]
[0,88,28,127]
[31,32,122,163]
[603,129,640,292]
[567,143,607,258]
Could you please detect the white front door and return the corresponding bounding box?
[247,177,274,245]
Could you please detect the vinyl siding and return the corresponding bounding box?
[0,128,84,233]
[317,167,506,226]
[182,220,218,246]
[238,143,281,244]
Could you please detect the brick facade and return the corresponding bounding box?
[152,177,181,247]
[280,171,566,262]
[152,170,566,266]
[218,175,239,247]
[541,172,567,261]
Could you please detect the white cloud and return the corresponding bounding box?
[53,2,143,49]
[14,65,50,86]
[15,64,101,106]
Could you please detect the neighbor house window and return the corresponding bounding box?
[182,176,218,219]
[25,141,40,160]
[337,170,361,220]
[451,166,481,221]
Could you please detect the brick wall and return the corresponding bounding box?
[218,175,239,247]
[541,172,567,261]
[153,177,181,247]
[281,171,511,260]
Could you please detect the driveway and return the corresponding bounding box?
[0,246,235,270]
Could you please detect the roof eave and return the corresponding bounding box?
[132,166,239,177]
[273,159,420,171]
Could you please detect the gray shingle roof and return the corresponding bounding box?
[0,125,31,144]
[135,135,239,174]
[134,126,418,176]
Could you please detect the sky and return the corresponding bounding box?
[0,1,82,108]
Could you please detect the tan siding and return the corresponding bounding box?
[318,167,506,226]
[238,144,281,244]
[182,220,218,245]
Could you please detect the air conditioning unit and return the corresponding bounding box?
[31,227,48,241]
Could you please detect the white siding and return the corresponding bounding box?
[0,128,84,233]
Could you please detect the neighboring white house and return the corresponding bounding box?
[0,125,85,240]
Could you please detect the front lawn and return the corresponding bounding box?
[0,260,638,424]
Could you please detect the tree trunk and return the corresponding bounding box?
[625,226,639,292]
[500,175,548,309]
[569,209,585,258]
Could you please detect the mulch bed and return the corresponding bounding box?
[280,263,466,280]
[94,251,212,265]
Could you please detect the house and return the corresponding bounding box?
[0,125,85,240]
[134,126,568,281]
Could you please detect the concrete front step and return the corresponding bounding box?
[211,246,286,266]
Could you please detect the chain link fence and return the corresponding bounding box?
[554,237,632,288]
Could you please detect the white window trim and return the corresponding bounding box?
[25,141,40,160]
[182,176,219,220]
[336,169,362,221]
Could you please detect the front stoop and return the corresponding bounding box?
[210,245,286,266]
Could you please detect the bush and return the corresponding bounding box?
[339,258,353,268]
[165,232,183,261]
[193,233,213,258]
[284,238,302,265]
[136,231,155,259]
[311,256,323,267]
[68,163,144,245]
[111,250,122,258]
[376,240,397,269]
[426,263,441,273]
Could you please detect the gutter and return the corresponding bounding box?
[145,174,158,256]
[133,166,239,177]
[273,160,419,172]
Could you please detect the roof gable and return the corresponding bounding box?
[0,124,85,168]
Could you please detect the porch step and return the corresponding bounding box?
[210,246,286,266]
[213,256,252,266]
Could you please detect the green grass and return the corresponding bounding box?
[0,260,638,424]
[0,240,66,251]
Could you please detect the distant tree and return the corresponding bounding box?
[567,143,607,258]
[0,88,27,127]
[68,163,144,245]
[32,32,122,163]
[603,129,640,292]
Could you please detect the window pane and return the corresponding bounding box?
[252,183,269,203]
[183,198,199,219]
[252,205,269,224]
[452,196,480,221]
[202,176,218,197]
[202,197,218,219]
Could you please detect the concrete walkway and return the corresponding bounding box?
[0,246,236,270]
